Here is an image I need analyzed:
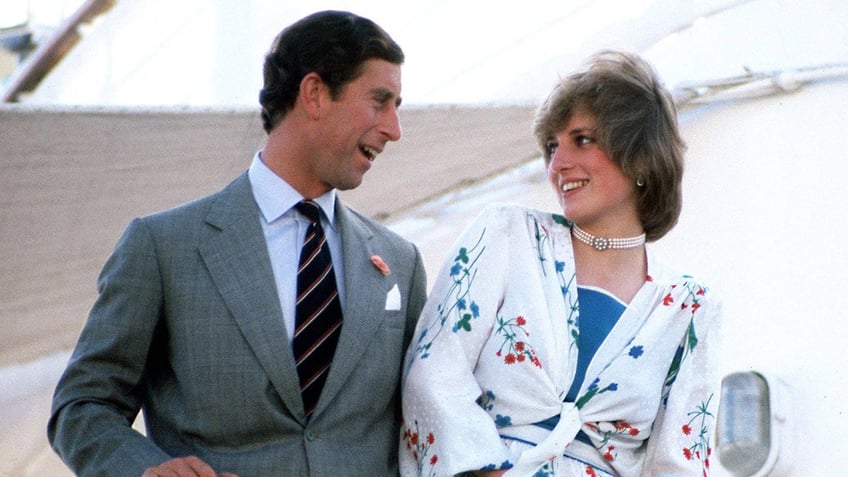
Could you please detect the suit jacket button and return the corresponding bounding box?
[305,430,315,441]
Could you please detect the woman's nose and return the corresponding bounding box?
[548,146,571,172]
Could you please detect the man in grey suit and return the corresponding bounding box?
[48,10,427,477]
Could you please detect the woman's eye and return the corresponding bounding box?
[545,141,558,156]
[576,135,594,146]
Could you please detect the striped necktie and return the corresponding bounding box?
[292,200,343,418]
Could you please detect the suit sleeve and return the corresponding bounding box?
[48,218,173,476]
[399,241,427,343]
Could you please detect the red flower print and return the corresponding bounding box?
[585,466,597,476]
[680,397,716,475]
[696,287,705,295]
[495,314,542,368]
[646,275,654,282]
[403,421,439,472]
[603,445,616,461]
[589,420,639,455]
[663,293,674,306]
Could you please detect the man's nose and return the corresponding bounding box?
[381,107,402,142]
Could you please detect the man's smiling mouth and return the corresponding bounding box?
[360,145,378,161]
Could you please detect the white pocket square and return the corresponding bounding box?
[385,284,401,311]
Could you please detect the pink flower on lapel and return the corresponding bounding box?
[370,255,391,276]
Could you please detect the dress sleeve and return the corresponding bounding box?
[642,288,723,476]
[400,206,515,476]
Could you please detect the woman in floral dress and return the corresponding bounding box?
[400,50,722,476]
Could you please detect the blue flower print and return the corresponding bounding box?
[495,414,512,427]
[477,390,496,411]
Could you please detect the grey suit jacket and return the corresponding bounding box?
[48,173,428,477]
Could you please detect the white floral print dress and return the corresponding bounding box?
[400,204,722,477]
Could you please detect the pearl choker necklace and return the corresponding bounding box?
[572,224,646,251]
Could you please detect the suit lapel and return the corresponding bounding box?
[197,174,306,422]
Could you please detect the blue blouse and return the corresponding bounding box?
[534,286,626,443]
[566,286,627,401]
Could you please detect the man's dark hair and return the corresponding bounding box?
[259,10,405,133]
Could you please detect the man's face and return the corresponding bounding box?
[309,59,402,193]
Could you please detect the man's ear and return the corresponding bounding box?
[299,72,326,120]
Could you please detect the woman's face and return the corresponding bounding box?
[546,110,641,233]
